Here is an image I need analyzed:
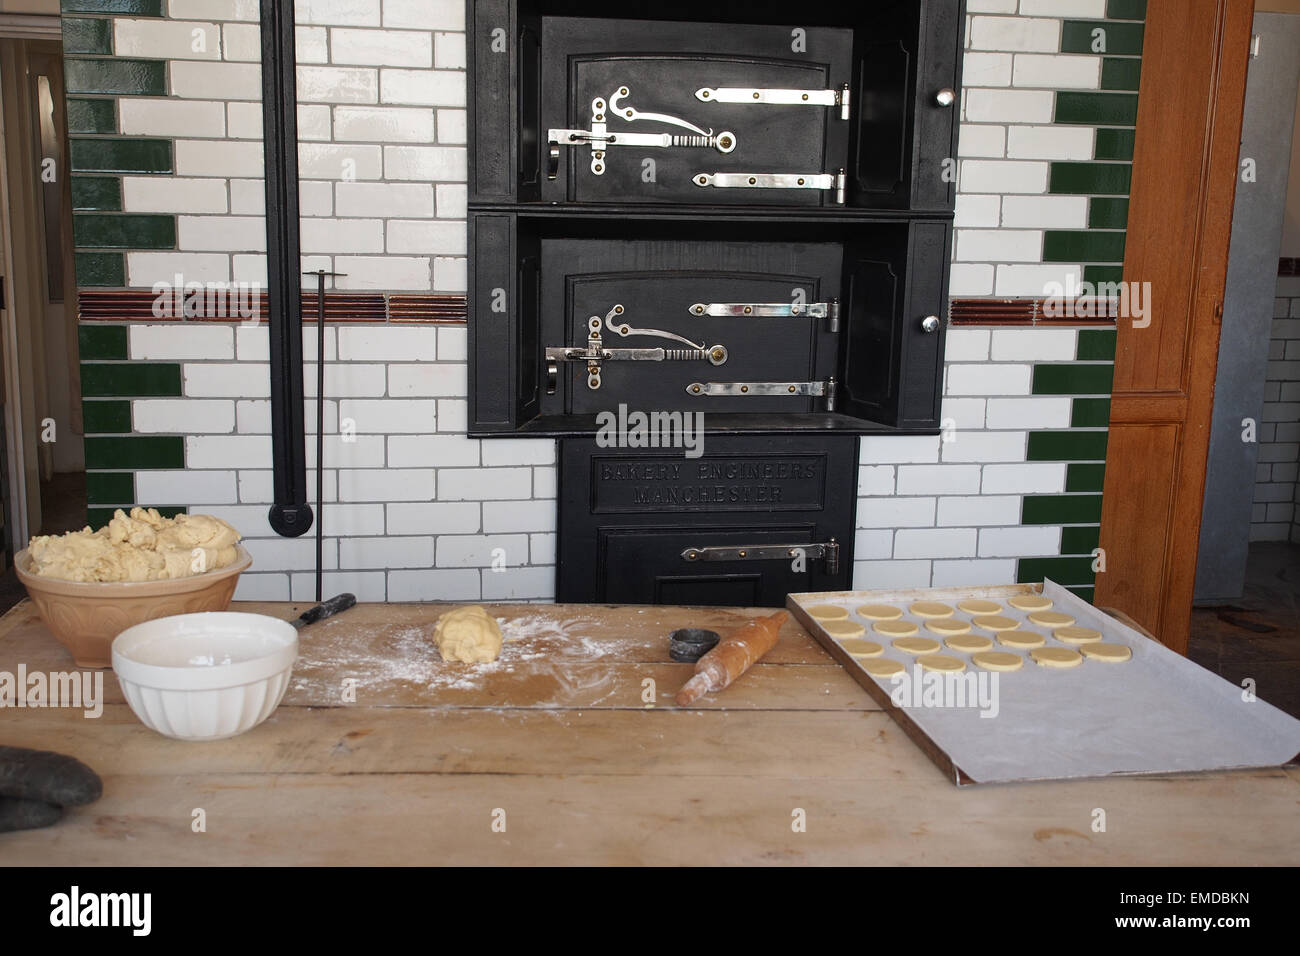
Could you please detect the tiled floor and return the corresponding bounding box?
[1189,541,1300,719]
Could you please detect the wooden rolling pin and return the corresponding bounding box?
[675,611,788,706]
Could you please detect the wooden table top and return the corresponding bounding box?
[1,599,1297,865]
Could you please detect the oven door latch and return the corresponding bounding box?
[548,87,736,179]
[693,169,847,204]
[689,299,841,332]
[684,377,838,412]
[681,539,841,575]
[546,305,728,391]
[695,84,851,121]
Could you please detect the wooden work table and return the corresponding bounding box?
[1,599,1297,865]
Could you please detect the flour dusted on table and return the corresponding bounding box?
[26,507,241,582]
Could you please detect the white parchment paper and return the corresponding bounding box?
[792,580,1300,785]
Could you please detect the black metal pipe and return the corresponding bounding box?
[261,0,312,538]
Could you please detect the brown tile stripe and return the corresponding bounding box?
[949,297,1119,327]
[78,291,467,324]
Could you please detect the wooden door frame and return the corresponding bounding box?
[1096,0,1255,653]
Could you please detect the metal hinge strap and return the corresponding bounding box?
[693,169,847,204]
[695,84,851,120]
[681,539,840,574]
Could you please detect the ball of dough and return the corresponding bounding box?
[433,605,504,663]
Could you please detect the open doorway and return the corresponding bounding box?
[1192,9,1300,718]
[0,19,86,612]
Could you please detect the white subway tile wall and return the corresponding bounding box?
[82,1,1124,602]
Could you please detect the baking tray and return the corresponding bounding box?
[787,580,1300,786]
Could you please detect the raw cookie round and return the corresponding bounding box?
[1054,625,1103,644]
[433,605,504,663]
[1028,610,1075,628]
[839,639,884,658]
[918,654,965,673]
[1030,647,1083,668]
[945,634,994,653]
[857,604,903,621]
[874,620,919,637]
[997,629,1046,649]
[925,618,971,636]
[806,604,849,621]
[972,650,1024,672]
[972,615,1020,632]
[822,619,866,638]
[957,599,1002,615]
[893,636,941,655]
[1009,594,1053,611]
[1082,642,1132,662]
[862,658,905,678]
[909,601,954,619]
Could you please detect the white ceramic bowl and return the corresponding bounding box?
[112,612,298,741]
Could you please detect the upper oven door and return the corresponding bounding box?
[540,17,853,206]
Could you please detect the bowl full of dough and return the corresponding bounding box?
[112,612,297,741]
[15,508,250,668]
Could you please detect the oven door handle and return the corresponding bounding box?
[681,540,839,575]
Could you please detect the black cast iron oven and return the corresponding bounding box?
[467,0,964,606]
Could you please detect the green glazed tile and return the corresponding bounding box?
[61,17,112,54]
[1076,329,1117,361]
[1100,58,1141,91]
[1106,0,1147,20]
[84,436,183,470]
[77,324,127,359]
[62,0,163,13]
[74,252,124,286]
[74,213,175,249]
[1061,20,1145,56]
[1049,161,1132,195]
[1066,462,1107,492]
[1094,128,1135,161]
[64,58,165,96]
[1072,398,1112,427]
[1055,92,1139,126]
[85,471,134,504]
[1017,556,1097,585]
[1027,431,1109,462]
[80,362,181,397]
[1043,231,1127,264]
[1089,197,1130,229]
[85,507,114,530]
[70,137,171,173]
[82,400,132,434]
[1084,265,1125,285]
[1032,364,1114,395]
[1022,494,1104,525]
[71,176,122,211]
[66,98,116,133]
[1061,525,1101,555]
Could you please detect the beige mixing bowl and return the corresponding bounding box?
[14,545,253,668]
